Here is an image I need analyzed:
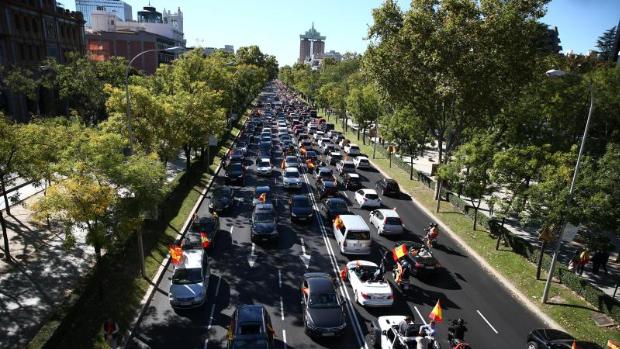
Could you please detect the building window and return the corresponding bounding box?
[14,14,20,31]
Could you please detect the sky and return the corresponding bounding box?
[66,0,620,66]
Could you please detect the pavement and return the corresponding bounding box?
[127,87,548,349]
[0,151,192,349]
[345,120,620,299]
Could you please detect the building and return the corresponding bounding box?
[202,45,234,56]
[298,23,325,64]
[75,0,132,27]
[322,50,342,62]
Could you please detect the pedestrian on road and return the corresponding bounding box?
[592,249,603,274]
[577,249,590,276]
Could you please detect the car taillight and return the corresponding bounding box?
[415,262,423,268]
[361,292,370,300]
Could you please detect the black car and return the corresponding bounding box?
[315,167,335,183]
[290,195,314,222]
[321,197,350,221]
[392,241,440,276]
[209,187,234,213]
[228,304,274,349]
[301,272,346,337]
[376,178,400,196]
[182,213,219,250]
[339,173,362,190]
[326,152,343,165]
[251,203,278,242]
[526,329,600,349]
[225,163,245,185]
[317,180,338,199]
[228,148,245,163]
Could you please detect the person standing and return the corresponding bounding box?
[592,250,603,274]
[577,249,590,276]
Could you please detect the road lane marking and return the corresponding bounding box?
[248,242,256,267]
[282,329,287,348]
[301,171,368,349]
[477,309,499,334]
[278,269,282,288]
[204,276,223,349]
[230,225,234,234]
[280,296,285,320]
[414,306,427,325]
[343,191,349,198]
[299,237,311,268]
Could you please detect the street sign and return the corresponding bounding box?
[208,135,218,146]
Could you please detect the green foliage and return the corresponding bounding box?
[596,26,618,62]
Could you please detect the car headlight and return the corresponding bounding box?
[291,212,298,217]
[305,313,317,329]
[336,322,346,330]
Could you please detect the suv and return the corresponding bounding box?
[228,304,275,349]
[251,203,278,242]
[375,178,400,196]
[301,273,346,337]
[169,249,208,308]
[183,213,219,250]
[336,160,356,175]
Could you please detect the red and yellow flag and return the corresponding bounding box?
[428,299,443,323]
[608,339,620,349]
[392,243,408,261]
[334,216,344,229]
[258,193,267,203]
[572,340,579,349]
[200,232,210,249]
[169,244,183,265]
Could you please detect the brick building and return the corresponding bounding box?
[298,23,325,64]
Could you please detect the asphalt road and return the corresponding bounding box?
[128,85,547,349]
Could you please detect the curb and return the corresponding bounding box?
[125,119,247,347]
[368,158,566,332]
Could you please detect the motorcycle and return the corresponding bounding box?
[423,223,439,248]
[448,318,470,349]
[391,260,412,294]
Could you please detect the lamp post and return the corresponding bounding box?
[541,69,595,303]
[125,46,184,277]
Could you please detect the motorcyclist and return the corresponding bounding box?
[419,321,436,337]
[448,318,467,343]
[425,223,439,247]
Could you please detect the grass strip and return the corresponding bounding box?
[325,111,620,346]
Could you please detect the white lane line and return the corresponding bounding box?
[204,276,223,349]
[279,296,285,320]
[477,309,499,334]
[230,225,234,234]
[343,191,349,198]
[300,237,307,255]
[278,269,282,288]
[414,306,427,325]
[282,329,287,348]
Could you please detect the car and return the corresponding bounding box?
[315,167,335,182]
[256,157,273,176]
[344,144,361,156]
[526,329,600,349]
[339,172,362,190]
[369,209,404,235]
[299,140,313,149]
[227,304,275,349]
[336,160,356,175]
[225,163,245,184]
[305,150,319,161]
[209,187,235,213]
[251,203,278,242]
[354,189,381,208]
[321,143,336,155]
[317,180,339,199]
[289,195,314,222]
[321,197,350,220]
[283,155,301,169]
[353,156,371,169]
[376,178,401,196]
[300,272,347,337]
[326,152,343,166]
[169,249,208,308]
[228,148,245,163]
[367,315,441,349]
[392,241,441,276]
[282,167,303,189]
[317,137,332,148]
[182,212,220,250]
[339,138,350,148]
[253,186,272,206]
[259,141,272,153]
[344,260,393,307]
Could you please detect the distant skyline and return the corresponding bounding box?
[66,0,620,66]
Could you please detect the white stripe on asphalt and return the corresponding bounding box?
[477,309,499,334]
[280,296,285,321]
[282,329,287,348]
[230,225,234,234]
[278,269,282,288]
[203,276,223,349]
[414,306,427,325]
[301,171,368,349]
[300,237,307,256]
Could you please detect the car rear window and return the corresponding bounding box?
[347,230,370,240]
[386,217,402,225]
[365,194,379,200]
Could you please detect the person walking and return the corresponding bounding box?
[577,248,590,276]
[592,250,604,274]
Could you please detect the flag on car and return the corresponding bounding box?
[572,340,578,349]
[200,232,210,249]
[429,299,443,323]
[392,243,408,261]
[258,193,267,203]
[169,244,183,265]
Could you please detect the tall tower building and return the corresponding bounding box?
[298,23,325,64]
[75,0,132,27]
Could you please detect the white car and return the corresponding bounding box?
[282,167,303,189]
[353,156,371,169]
[344,144,361,156]
[355,189,381,208]
[345,260,393,307]
[368,316,440,349]
[313,131,325,140]
[317,137,332,148]
[256,157,273,176]
[169,249,208,308]
[369,209,404,235]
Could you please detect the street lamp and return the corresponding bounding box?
[124,46,184,277]
[541,68,595,303]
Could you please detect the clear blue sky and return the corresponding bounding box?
[67,0,620,66]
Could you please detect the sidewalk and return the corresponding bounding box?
[0,151,189,349]
[343,117,620,298]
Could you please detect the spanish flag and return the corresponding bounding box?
[428,299,443,323]
[572,340,578,349]
[334,216,344,229]
[392,243,408,261]
[200,232,211,249]
[258,192,267,203]
[169,244,183,265]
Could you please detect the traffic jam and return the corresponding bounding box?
[131,81,554,349]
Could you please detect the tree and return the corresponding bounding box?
[596,26,618,62]
[0,113,22,260]
[346,83,382,145]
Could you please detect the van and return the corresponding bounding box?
[333,215,372,255]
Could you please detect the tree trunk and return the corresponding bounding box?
[1,176,10,216]
[0,209,10,262]
[362,128,366,145]
[435,180,442,212]
[536,241,547,280]
[183,145,192,174]
[410,156,414,180]
[495,217,506,250]
[473,200,482,231]
[356,126,360,140]
[94,242,103,300]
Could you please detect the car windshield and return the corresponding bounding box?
[347,231,370,240]
[330,200,348,211]
[254,212,274,223]
[284,171,299,178]
[258,160,271,167]
[229,164,243,171]
[214,188,231,196]
[231,338,269,349]
[293,197,311,207]
[365,194,379,200]
[171,267,202,285]
[309,293,339,308]
[386,217,402,225]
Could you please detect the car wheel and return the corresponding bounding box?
[527,342,538,349]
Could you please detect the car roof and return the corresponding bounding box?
[346,173,360,178]
[304,273,335,293]
[356,156,369,160]
[326,197,347,204]
[255,186,271,193]
[254,203,274,211]
[346,260,378,268]
[360,188,378,194]
[329,152,342,156]
[237,304,264,323]
[285,167,299,173]
[292,194,310,201]
[338,215,370,230]
[258,157,271,161]
[375,209,400,218]
[179,249,203,269]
